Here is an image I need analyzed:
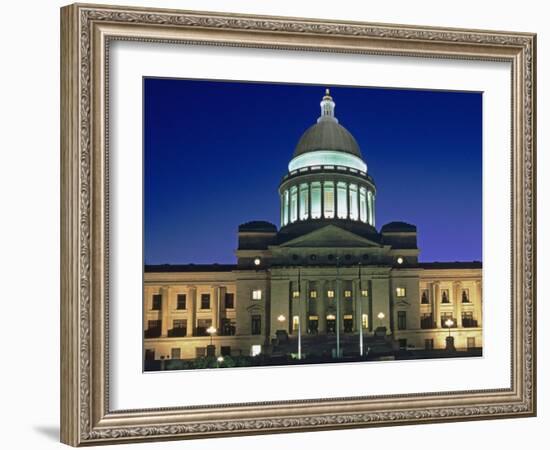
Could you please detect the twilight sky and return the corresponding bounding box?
[144,78,482,264]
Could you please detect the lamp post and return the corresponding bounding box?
[206,325,217,357]
[295,269,303,360]
[445,318,453,337]
[206,325,217,346]
[444,318,456,352]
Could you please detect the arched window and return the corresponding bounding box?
[323,181,334,218]
[421,290,429,304]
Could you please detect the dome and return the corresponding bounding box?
[293,119,362,158]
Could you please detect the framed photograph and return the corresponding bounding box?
[60,3,536,446]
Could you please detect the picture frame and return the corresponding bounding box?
[60,3,536,446]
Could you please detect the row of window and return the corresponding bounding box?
[149,287,474,312]
[145,316,256,338]
[420,288,472,304]
[290,313,370,334]
[291,288,370,299]
[420,312,479,329]
[150,292,235,311]
[281,181,375,226]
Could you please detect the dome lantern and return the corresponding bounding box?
[319,88,337,123]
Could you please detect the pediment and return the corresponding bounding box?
[277,225,382,249]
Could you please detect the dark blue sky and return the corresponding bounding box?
[144,78,482,264]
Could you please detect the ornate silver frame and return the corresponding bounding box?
[60,3,536,446]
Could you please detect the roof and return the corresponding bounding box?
[380,221,417,233]
[418,261,482,269]
[145,264,237,273]
[238,221,277,232]
[293,119,362,158]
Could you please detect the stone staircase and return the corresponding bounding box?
[271,332,396,358]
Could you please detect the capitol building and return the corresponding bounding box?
[144,90,482,364]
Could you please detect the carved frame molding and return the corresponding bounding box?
[60,3,536,446]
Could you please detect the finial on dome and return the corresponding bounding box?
[319,88,337,123]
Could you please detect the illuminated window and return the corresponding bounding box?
[310,290,317,299]
[361,289,368,297]
[327,290,335,298]
[252,289,262,300]
[349,184,358,220]
[310,182,321,219]
[323,181,335,218]
[367,190,374,225]
[344,290,352,298]
[362,314,369,329]
[337,182,347,218]
[290,186,298,223]
[283,190,289,225]
[299,183,309,220]
[292,290,300,298]
[292,315,300,331]
[395,287,406,298]
[359,187,367,223]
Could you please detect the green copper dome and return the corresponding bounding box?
[293,119,362,158]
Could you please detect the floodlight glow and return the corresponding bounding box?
[288,150,367,172]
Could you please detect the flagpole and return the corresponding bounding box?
[336,256,340,359]
[358,263,363,357]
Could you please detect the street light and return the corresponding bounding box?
[206,326,217,346]
[445,318,454,337]
[277,314,286,323]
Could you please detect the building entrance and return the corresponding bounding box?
[343,316,354,333]
[308,317,319,334]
